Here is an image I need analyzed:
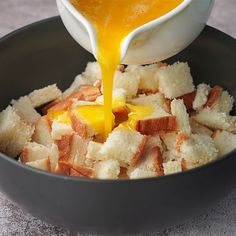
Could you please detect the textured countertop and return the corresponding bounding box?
[0,1,236,235]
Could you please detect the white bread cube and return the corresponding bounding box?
[163,150,179,162]
[51,120,74,140]
[126,64,159,90]
[26,158,50,171]
[25,143,58,172]
[48,143,59,172]
[32,116,54,146]
[63,62,112,98]
[157,62,194,99]
[0,106,34,157]
[9,121,35,158]
[161,132,178,151]
[83,62,102,82]
[130,93,165,110]
[29,84,62,107]
[22,142,50,163]
[137,136,163,172]
[194,108,236,132]
[70,111,97,139]
[190,118,213,136]
[137,150,157,173]
[129,168,156,179]
[144,136,163,153]
[113,70,141,98]
[163,160,182,175]
[180,134,218,164]
[70,135,90,166]
[85,141,103,164]
[11,96,41,122]
[0,106,20,156]
[99,128,147,167]
[193,83,210,110]
[211,90,234,114]
[94,160,120,179]
[171,99,191,135]
[213,130,236,156]
[63,75,91,98]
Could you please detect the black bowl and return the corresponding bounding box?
[0,17,236,235]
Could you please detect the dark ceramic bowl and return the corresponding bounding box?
[0,17,236,235]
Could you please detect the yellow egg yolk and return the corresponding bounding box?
[123,104,155,130]
[48,102,155,139]
[47,110,71,124]
[75,105,115,136]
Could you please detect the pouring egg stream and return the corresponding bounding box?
[69,0,183,139]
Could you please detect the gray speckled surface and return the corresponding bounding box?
[0,0,236,235]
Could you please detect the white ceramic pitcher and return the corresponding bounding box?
[57,0,214,65]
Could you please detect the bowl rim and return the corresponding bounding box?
[0,16,236,184]
[60,0,193,59]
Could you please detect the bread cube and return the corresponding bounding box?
[163,160,182,175]
[0,106,34,157]
[126,64,159,90]
[99,128,147,167]
[171,99,191,135]
[161,132,178,151]
[57,135,74,163]
[22,142,50,163]
[11,96,41,122]
[29,84,62,107]
[70,166,94,178]
[129,168,156,179]
[83,62,102,82]
[26,158,50,171]
[32,116,54,145]
[94,160,120,179]
[163,150,179,162]
[85,141,103,163]
[23,142,58,172]
[179,134,218,164]
[137,115,176,135]
[51,120,74,140]
[113,70,141,98]
[193,83,210,111]
[194,108,236,132]
[189,118,213,136]
[137,136,163,173]
[212,130,236,156]
[48,143,59,172]
[63,75,91,98]
[130,93,165,110]
[211,90,234,114]
[157,62,194,99]
[70,134,90,166]
[70,111,97,139]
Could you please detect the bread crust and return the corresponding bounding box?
[205,85,222,108]
[136,116,177,135]
[152,146,164,176]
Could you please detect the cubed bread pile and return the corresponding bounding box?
[0,61,236,179]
